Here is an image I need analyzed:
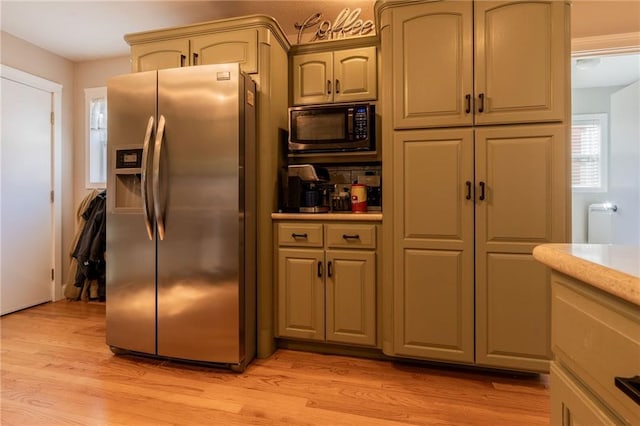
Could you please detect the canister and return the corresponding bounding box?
[351,184,367,213]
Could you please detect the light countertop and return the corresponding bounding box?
[272,212,382,221]
[533,243,640,306]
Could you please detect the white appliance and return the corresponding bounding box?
[587,203,618,244]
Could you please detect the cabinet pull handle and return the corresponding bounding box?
[180,55,186,67]
[335,79,340,94]
[465,94,471,114]
[291,233,308,239]
[478,93,485,113]
[479,181,486,201]
[192,53,199,65]
[317,261,323,278]
[342,234,360,240]
[615,376,640,406]
[328,261,333,277]
[327,80,332,94]
[465,181,472,200]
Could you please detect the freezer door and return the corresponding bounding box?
[106,71,157,355]
[156,65,244,363]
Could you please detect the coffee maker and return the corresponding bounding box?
[282,165,332,213]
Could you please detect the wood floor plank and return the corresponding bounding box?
[0,301,550,425]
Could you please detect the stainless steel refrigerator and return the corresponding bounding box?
[105,64,256,372]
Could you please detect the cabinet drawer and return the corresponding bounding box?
[326,224,376,249]
[278,223,323,247]
[552,275,640,424]
[550,362,622,425]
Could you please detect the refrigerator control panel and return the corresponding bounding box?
[115,148,143,170]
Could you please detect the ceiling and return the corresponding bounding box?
[572,53,640,89]
[1,0,639,89]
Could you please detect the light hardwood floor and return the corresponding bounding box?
[1,301,550,425]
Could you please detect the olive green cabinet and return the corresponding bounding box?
[129,27,258,73]
[291,46,377,105]
[378,0,570,372]
[385,0,565,129]
[550,273,640,425]
[392,124,565,370]
[276,222,377,346]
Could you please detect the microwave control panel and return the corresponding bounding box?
[354,106,369,140]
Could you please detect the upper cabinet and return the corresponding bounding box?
[292,46,377,105]
[388,0,566,129]
[126,18,278,74]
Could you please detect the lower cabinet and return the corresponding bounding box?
[550,273,639,425]
[391,124,566,372]
[276,222,377,347]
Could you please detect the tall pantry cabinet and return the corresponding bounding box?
[125,15,291,358]
[376,0,571,372]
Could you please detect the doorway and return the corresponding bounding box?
[571,51,640,245]
[0,65,62,315]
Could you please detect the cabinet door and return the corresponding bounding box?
[131,39,189,72]
[326,250,376,346]
[333,47,377,104]
[392,129,475,362]
[292,52,333,105]
[391,1,473,129]
[474,1,566,124]
[190,29,258,73]
[475,124,567,372]
[277,248,325,341]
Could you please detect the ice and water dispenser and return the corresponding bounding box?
[113,147,144,209]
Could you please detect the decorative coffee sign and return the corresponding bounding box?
[295,8,375,44]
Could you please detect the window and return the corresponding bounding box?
[85,87,107,188]
[571,113,608,192]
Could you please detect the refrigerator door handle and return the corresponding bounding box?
[141,116,155,240]
[153,114,166,240]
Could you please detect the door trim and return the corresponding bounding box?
[0,65,63,302]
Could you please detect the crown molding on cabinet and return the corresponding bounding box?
[572,32,640,57]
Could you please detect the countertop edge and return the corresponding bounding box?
[533,244,640,306]
[272,212,383,221]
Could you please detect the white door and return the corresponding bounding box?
[1,75,53,315]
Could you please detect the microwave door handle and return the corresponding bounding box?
[141,116,154,240]
[153,114,166,241]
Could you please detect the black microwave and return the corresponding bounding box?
[288,103,375,153]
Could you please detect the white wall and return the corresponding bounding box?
[571,85,623,242]
[609,80,640,245]
[1,31,75,287]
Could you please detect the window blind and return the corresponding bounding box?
[572,115,606,191]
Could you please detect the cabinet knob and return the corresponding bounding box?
[335,79,340,94]
[465,94,471,114]
[291,233,308,239]
[180,55,186,67]
[327,261,333,277]
[465,181,472,200]
[479,181,486,201]
[317,261,323,278]
[192,53,199,66]
[327,80,332,95]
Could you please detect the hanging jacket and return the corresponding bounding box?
[72,190,106,298]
